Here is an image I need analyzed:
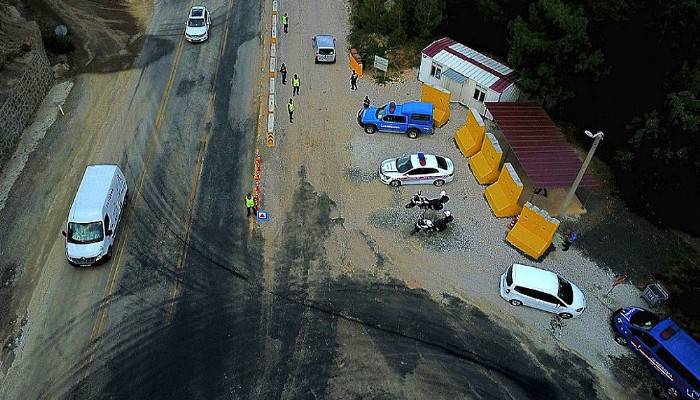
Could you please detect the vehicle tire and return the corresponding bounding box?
[123,190,129,207]
[509,299,522,306]
[665,386,680,398]
[559,312,573,319]
[314,58,319,64]
[364,125,377,134]
[614,334,628,346]
[389,180,401,188]
[105,246,113,261]
[407,129,420,139]
[433,179,445,187]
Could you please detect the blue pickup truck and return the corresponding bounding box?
[357,101,434,139]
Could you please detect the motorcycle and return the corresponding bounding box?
[410,211,454,234]
[405,190,449,210]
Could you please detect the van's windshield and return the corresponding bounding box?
[318,48,334,55]
[630,310,660,328]
[67,222,104,244]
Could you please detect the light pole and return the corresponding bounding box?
[558,130,604,217]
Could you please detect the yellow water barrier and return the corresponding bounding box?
[485,163,523,217]
[349,52,363,77]
[506,202,560,260]
[469,133,502,185]
[420,83,450,127]
[454,108,486,157]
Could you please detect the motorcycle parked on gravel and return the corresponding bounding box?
[410,211,454,234]
[405,190,449,210]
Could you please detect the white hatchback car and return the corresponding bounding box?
[379,152,454,187]
[499,264,586,319]
[184,6,211,42]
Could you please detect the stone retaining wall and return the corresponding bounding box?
[0,25,54,169]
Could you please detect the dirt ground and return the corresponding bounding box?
[18,0,153,73]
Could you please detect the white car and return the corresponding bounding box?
[379,152,454,187]
[499,264,586,319]
[184,6,211,42]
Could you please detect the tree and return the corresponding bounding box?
[410,0,446,38]
[507,0,604,109]
[616,90,700,232]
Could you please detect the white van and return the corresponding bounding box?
[62,165,128,266]
[312,34,336,63]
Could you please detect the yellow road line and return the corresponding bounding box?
[81,1,192,379]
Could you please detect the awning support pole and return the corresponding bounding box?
[558,130,604,217]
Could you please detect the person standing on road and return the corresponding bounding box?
[245,193,256,216]
[292,74,300,96]
[282,13,288,34]
[363,96,370,109]
[350,71,358,90]
[287,98,295,123]
[280,63,287,84]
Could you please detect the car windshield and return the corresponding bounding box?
[376,105,386,120]
[396,155,413,173]
[67,222,104,244]
[630,310,661,328]
[557,276,574,305]
[188,18,205,27]
[319,48,334,55]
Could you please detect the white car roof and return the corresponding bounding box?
[511,264,559,295]
[68,165,119,223]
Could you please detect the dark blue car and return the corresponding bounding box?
[357,101,434,139]
[612,307,700,399]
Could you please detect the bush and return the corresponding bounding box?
[348,0,446,70]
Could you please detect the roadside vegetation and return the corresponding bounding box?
[347,0,446,77]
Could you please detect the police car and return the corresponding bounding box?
[379,152,454,187]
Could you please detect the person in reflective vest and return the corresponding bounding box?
[287,98,295,123]
[292,74,300,96]
[245,193,256,216]
[281,13,288,34]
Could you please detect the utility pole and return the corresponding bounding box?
[559,130,604,217]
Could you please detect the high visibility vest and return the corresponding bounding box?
[281,15,288,25]
[287,102,295,112]
[292,78,300,87]
[245,196,255,207]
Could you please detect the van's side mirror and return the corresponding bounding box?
[61,230,66,237]
[106,229,113,236]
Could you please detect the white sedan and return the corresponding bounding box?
[184,6,211,42]
[379,153,454,187]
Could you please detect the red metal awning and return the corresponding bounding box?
[485,102,597,188]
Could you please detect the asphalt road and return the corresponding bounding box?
[0,0,264,398]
